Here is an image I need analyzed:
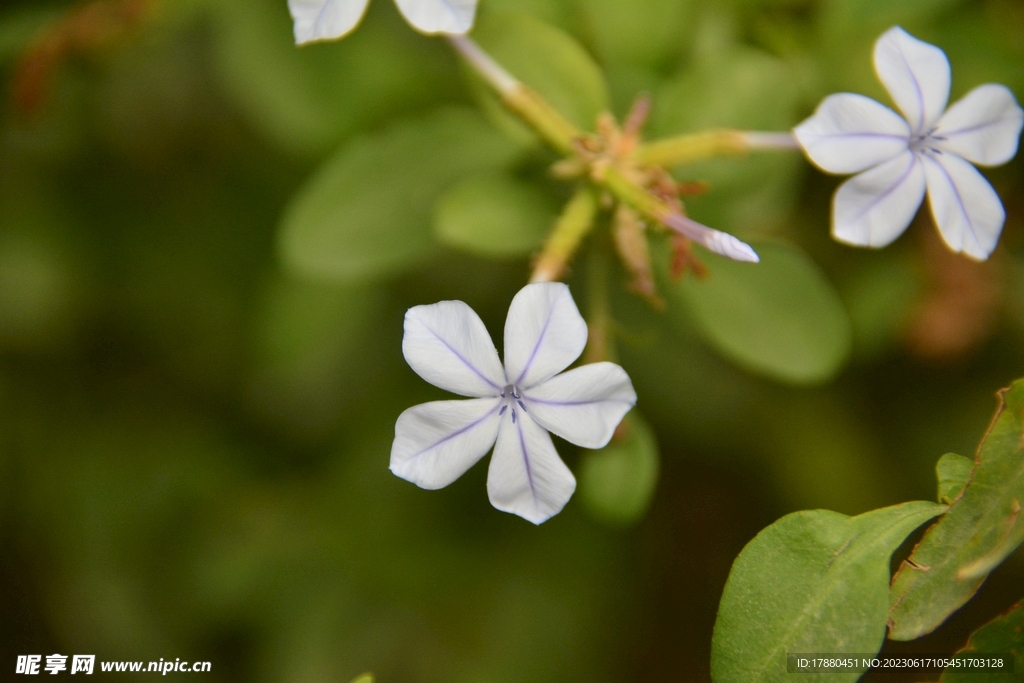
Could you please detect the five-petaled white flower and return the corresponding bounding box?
[390,283,637,524]
[794,26,1023,260]
[289,0,477,45]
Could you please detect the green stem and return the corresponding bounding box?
[447,34,580,154]
[597,166,671,225]
[530,186,599,283]
[635,129,799,167]
[446,34,765,264]
[583,236,616,365]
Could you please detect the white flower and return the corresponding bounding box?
[794,26,1023,260]
[288,0,477,45]
[390,282,637,524]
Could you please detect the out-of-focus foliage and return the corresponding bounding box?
[0,0,1022,681]
[579,412,660,526]
[942,601,1024,683]
[433,172,557,257]
[279,107,525,279]
[669,242,852,384]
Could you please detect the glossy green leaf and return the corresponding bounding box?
[279,108,524,281]
[890,380,1024,640]
[941,602,1023,683]
[672,242,853,385]
[433,174,557,257]
[212,0,455,156]
[936,453,973,505]
[579,413,660,526]
[711,501,945,683]
[470,12,610,132]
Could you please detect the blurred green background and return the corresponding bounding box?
[1,0,1022,680]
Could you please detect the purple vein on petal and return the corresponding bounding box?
[939,120,1007,139]
[422,323,503,392]
[524,396,634,408]
[852,155,919,235]
[514,307,555,387]
[928,157,982,255]
[516,417,538,506]
[403,402,500,464]
[807,132,908,142]
[896,43,927,133]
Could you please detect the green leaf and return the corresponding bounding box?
[470,12,610,133]
[574,0,694,69]
[890,379,1024,640]
[579,413,660,526]
[433,174,557,257]
[350,674,375,683]
[278,108,524,281]
[936,453,973,505]
[711,501,945,683]
[671,242,853,385]
[212,0,457,156]
[941,602,1024,683]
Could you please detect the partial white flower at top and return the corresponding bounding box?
[289,0,477,45]
[390,282,637,524]
[794,26,1024,260]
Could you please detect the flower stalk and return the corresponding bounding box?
[583,240,616,365]
[530,186,599,283]
[450,35,763,266]
[448,34,579,155]
[634,130,798,167]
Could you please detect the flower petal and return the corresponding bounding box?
[663,214,760,263]
[487,412,575,524]
[934,84,1024,166]
[921,152,1005,260]
[873,26,950,133]
[390,398,501,489]
[403,300,505,397]
[288,0,371,45]
[503,283,588,390]
[393,0,477,34]
[793,93,910,174]
[522,363,636,449]
[833,151,926,248]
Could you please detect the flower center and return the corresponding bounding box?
[909,128,947,156]
[499,385,527,423]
